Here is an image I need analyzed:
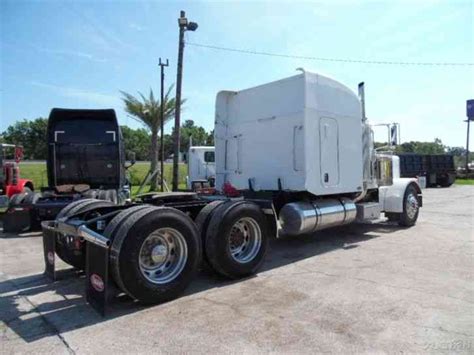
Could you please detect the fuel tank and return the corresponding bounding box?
[279,198,357,236]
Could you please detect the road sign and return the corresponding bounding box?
[467,99,474,120]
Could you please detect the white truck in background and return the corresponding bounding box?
[186,146,216,190]
[43,71,422,312]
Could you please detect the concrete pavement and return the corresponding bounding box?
[1,185,473,354]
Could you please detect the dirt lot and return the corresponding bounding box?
[1,186,473,354]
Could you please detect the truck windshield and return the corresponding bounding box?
[50,118,120,188]
[54,118,117,144]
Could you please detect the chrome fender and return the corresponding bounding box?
[379,178,422,213]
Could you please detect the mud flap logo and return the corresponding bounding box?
[90,274,105,292]
[47,251,54,265]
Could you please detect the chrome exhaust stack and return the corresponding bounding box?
[279,198,357,236]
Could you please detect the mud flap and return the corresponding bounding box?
[85,242,110,316]
[42,221,57,280]
[42,220,111,316]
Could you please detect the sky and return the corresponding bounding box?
[1,0,473,147]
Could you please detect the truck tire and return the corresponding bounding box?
[100,189,117,204]
[97,189,108,201]
[97,189,118,204]
[9,193,26,206]
[55,199,114,269]
[398,184,420,227]
[438,176,454,188]
[22,186,33,193]
[205,200,269,279]
[83,189,99,199]
[56,198,97,219]
[439,181,453,188]
[23,191,40,205]
[109,207,201,304]
[104,205,153,240]
[195,200,225,248]
[107,189,118,204]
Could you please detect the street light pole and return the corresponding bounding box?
[172,10,198,191]
[159,58,169,192]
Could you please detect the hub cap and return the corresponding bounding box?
[406,193,419,219]
[139,228,188,284]
[229,217,262,264]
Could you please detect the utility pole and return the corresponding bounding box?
[466,100,474,173]
[159,58,169,192]
[466,119,471,173]
[172,10,198,191]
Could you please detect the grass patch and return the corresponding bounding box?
[19,163,48,189]
[455,179,474,185]
[19,162,188,194]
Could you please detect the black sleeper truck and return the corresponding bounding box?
[3,108,131,232]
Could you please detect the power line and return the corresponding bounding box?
[186,42,474,67]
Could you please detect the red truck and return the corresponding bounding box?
[0,144,35,211]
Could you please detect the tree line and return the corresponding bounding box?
[1,85,210,191]
[0,117,214,161]
[0,81,469,173]
[2,118,471,165]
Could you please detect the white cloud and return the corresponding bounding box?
[129,23,144,31]
[30,81,119,107]
[32,45,107,63]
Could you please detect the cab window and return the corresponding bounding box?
[204,151,215,163]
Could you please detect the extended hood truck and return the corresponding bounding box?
[42,72,421,314]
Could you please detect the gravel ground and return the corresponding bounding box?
[1,185,473,354]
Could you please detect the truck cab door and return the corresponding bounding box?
[319,117,340,187]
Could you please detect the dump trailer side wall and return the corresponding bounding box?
[398,153,456,186]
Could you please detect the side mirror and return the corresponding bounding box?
[390,124,398,146]
[125,152,136,169]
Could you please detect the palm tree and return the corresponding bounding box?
[121,86,184,191]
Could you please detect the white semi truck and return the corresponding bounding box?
[186,146,216,190]
[42,71,421,313]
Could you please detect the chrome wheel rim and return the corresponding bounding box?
[139,228,188,284]
[406,193,419,219]
[229,217,262,263]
